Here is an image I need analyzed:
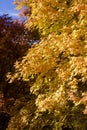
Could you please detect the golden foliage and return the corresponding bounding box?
[7,0,87,129]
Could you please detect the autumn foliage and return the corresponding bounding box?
[0,0,87,130]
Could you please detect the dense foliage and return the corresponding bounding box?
[0,0,87,130]
[0,14,31,129]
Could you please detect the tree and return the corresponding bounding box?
[7,0,87,129]
[0,14,32,129]
[0,14,31,112]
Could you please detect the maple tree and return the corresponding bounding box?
[1,0,87,129]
